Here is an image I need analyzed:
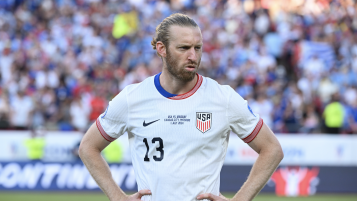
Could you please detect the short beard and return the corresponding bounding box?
[165,49,199,82]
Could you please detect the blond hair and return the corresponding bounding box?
[151,13,198,54]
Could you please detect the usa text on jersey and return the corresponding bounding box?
[196,112,212,133]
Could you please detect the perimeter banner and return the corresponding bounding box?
[1,161,357,194]
[221,165,357,194]
[0,161,136,191]
[1,131,356,166]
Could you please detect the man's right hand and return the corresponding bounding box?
[122,189,152,201]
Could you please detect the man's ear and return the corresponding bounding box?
[156,41,167,58]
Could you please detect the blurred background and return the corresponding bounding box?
[0,0,356,200]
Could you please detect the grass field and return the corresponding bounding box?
[0,192,356,201]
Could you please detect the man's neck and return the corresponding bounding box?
[159,68,198,95]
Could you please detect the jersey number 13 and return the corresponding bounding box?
[143,137,164,162]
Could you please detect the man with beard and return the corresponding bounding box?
[79,13,283,201]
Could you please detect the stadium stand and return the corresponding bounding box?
[0,0,356,134]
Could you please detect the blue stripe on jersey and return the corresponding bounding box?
[248,105,256,117]
[154,72,178,98]
[101,106,109,118]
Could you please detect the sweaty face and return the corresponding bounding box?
[164,26,202,82]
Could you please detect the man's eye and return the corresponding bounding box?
[195,47,201,50]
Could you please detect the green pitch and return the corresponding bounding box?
[0,192,357,201]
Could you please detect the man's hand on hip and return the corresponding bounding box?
[197,193,230,201]
[121,189,151,201]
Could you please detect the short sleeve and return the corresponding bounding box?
[227,87,263,143]
[96,87,128,142]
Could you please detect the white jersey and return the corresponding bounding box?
[97,73,263,201]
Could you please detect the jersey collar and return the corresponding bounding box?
[154,72,203,100]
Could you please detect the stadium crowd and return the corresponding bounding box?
[0,0,356,134]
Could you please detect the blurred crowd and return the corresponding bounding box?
[0,0,356,134]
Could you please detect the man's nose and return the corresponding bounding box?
[187,48,197,62]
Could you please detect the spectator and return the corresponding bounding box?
[57,98,73,131]
[250,94,274,129]
[89,90,107,122]
[254,10,270,36]
[323,93,344,134]
[302,55,325,79]
[318,76,338,105]
[344,86,357,106]
[300,105,320,133]
[236,76,254,99]
[0,90,10,129]
[9,91,34,130]
[282,101,300,133]
[24,129,45,161]
[70,95,90,132]
[0,45,13,85]
[31,100,45,129]
[264,30,283,58]
[256,47,277,73]
[347,97,357,134]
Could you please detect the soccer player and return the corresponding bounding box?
[79,13,284,201]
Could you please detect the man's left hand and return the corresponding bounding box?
[197,193,230,201]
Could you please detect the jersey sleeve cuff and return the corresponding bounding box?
[242,118,263,143]
[96,118,116,142]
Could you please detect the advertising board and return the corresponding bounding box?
[1,161,356,194]
[225,134,357,166]
[0,161,136,191]
[1,131,357,166]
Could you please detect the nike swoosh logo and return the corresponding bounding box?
[143,119,160,127]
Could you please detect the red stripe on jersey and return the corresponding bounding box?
[169,74,203,100]
[243,118,264,143]
[96,118,116,142]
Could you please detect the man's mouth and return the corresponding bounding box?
[185,65,196,71]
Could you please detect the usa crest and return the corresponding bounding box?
[196,112,212,133]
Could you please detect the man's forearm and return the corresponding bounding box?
[232,147,283,201]
[80,148,127,201]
